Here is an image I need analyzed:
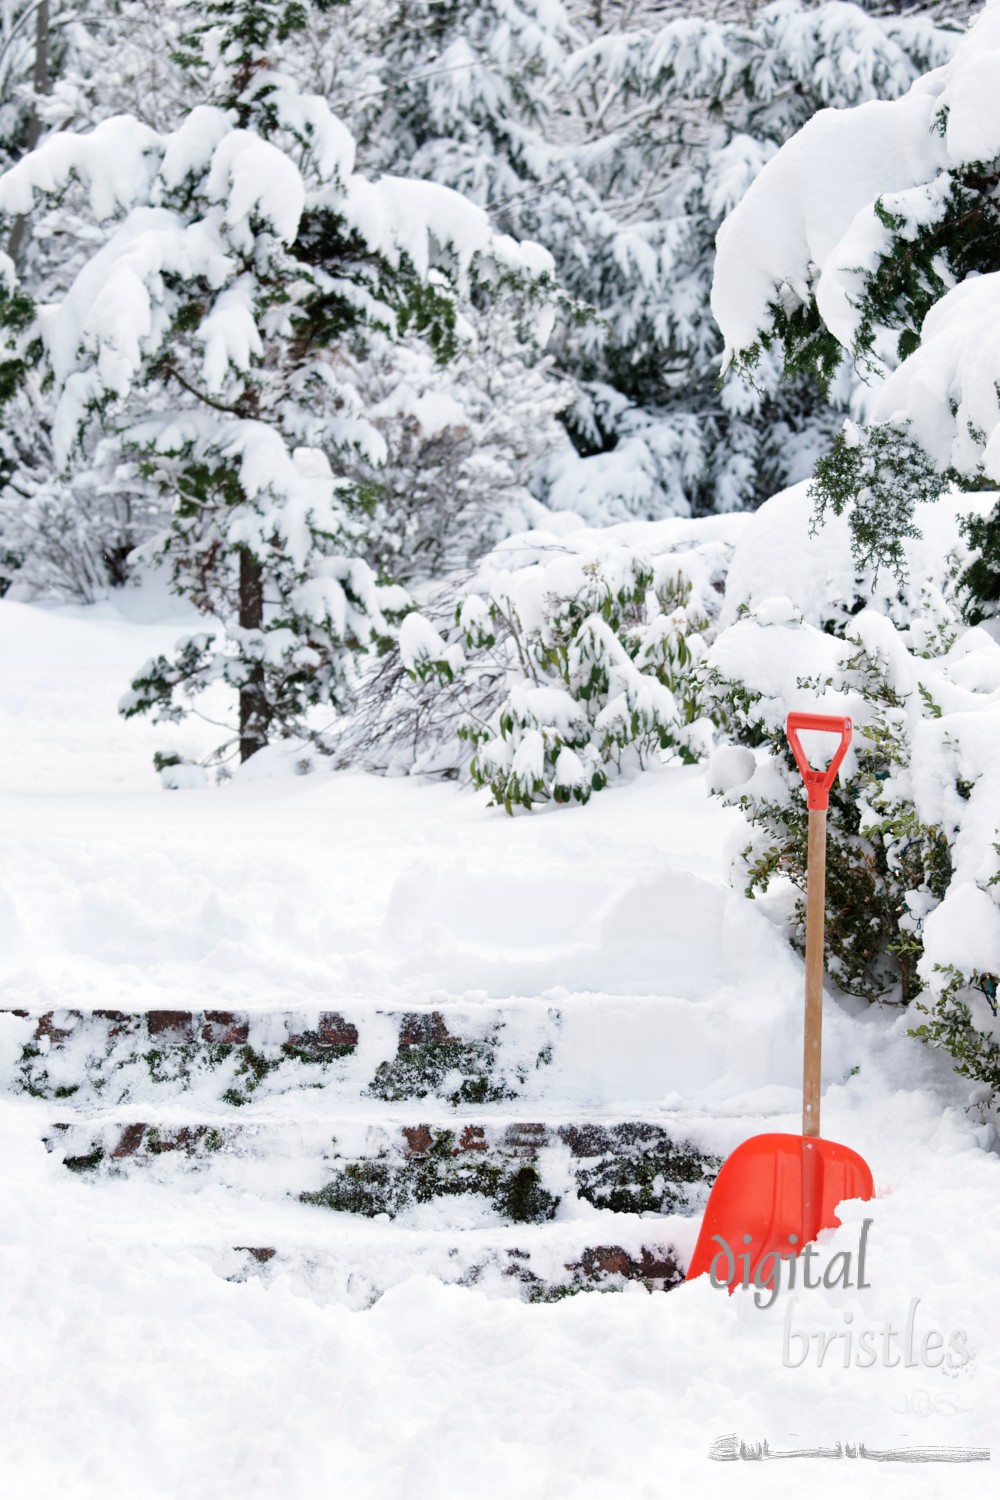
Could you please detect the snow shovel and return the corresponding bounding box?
[685,712,874,1291]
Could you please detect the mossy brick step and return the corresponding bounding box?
[42,1115,719,1222]
[4,1004,556,1107]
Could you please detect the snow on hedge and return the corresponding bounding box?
[707,479,1000,1022]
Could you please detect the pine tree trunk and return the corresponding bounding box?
[8,0,51,265]
[238,548,267,762]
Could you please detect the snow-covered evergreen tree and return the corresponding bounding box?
[543,0,960,519]
[712,0,1000,612]
[0,0,553,760]
[0,0,571,604]
[342,1,959,521]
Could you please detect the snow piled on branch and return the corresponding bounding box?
[872,272,1000,480]
[340,175,552,286]
[0,114,162,221]
[712,0,1000,483]
[712,83,948,360]
[0,85,552,462]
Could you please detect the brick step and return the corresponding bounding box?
[5,1003,721,1297]
[5,1003,557,1108]
[43,1113,719,1223]
[2,992,723,1110]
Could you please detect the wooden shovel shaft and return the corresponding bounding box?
[803,806,826,1138]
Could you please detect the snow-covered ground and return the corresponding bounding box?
[0,592,997,1497]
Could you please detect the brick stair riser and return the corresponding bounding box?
[6,1006,555,1108]
[45,1117,718,1222]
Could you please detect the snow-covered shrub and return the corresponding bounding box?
[710,621,953,1004]
[460,561,705,811]
[706,483,1000,1095]
[396,515,742,810]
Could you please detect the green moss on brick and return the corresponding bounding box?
[64,1148,104,1173]
[567,1124,718,1215]
[368,1040,512,1105]
[300,1129,559,1223]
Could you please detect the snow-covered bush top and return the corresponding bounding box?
[707,480,1000,1019]
[396,511,747,808]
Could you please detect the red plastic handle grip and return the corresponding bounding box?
[786,713,853,810]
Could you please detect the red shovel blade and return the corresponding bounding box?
[685,1133,874,1290]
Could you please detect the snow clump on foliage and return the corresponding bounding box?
[705,481,1000,1100]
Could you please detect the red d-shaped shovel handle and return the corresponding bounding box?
[786,713,853,810]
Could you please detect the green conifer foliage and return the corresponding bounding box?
[0,0,549,763]
[713,2,1000,616]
